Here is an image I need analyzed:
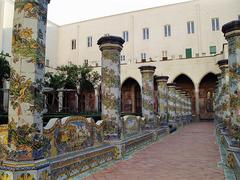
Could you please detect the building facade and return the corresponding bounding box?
[0,0,239,120]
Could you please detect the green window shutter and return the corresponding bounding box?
[210,46,216,54]
[185,48,192,58]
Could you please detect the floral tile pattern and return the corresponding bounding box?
[228,36,240,125]
[101,48,122,136]
[156,78,168,123]
[139,67,156,127]
[167,85,176,122]
[8,0,50,161]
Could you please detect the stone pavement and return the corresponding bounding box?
[85,122,224,180]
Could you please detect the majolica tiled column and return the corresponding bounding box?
[218,59,230,124]
[97,35,125,137]
[222,21,240,125]
[139,66,156,128]
[167,83,176,124]
[155,76,169,125]
[215,74,223,121]
[8,0,50,161]
[175,88,181,122]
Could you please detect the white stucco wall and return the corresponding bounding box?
[0,0,239,84]
[46,21,59,68]
[57,0,240,67]
[93,52,223,90]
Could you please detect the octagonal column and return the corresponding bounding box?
[222,21,240,125]
[218,59,230,124]
[215,73,222,121]
[139,66,156,128]
[175,88,181,121]
[8,0,50,161]
[167,83,176,123]
[155,76,169,125]
[97,35,124,137]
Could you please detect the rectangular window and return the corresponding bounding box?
[212,18,219,31]
[141,53,147,62]
[120,55,126,62]
[187,21,194,34]
[143,28,149,40]
[162,50,168,60]
[123,31,129,42]
[185,48,192,58]
[210,46,217,55]
[84,59,88,65]
[87,36,92,47]
[164,25,171,37]
[71,39,76,50]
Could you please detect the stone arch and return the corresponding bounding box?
[121,77,142,115]
[173,74,196,115]
[198,73,217,120]
[78,80,95,113]
[197,72,216,88]
[171,73,195,86]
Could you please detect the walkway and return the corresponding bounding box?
[85,122,224,180]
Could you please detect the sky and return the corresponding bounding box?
[48,0,190,25]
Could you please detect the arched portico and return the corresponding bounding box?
[173,74,195,115]
[78,80,95,112]
[198,73,217,120]
[121,77,142,115]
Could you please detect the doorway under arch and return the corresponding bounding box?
[78,81,95,113]
[121,78,141,115]
[173,74,195,115]
[199,73,217,120]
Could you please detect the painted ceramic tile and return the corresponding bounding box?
[8,0,50,161]
[139,68,156,127]
[157,80,168,123]
[44,116,96,157]
[101,49,121,135]
[228,36,240,125]
[123,115,140,137]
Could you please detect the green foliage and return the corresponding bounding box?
[44,72,66,90]
[0,51,10,81]
[58,62,101,90]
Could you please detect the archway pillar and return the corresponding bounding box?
[58,89,63,112]
[3,88,9,112]
[75,91,78,113]
[95,88,99,112]
[194,83,200,121]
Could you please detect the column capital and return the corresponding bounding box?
[217,59,228,67]
[216,73,222,79]
[167,83,176,88]
[139,66,156,74]
[217,59,228,72]
[98,35,125,51]
[155,75,169,83]
[222,20,240,39]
